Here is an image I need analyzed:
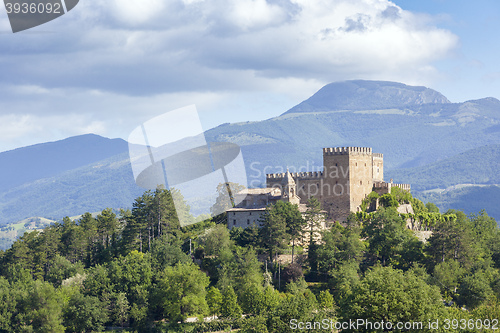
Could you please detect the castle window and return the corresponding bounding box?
[247,219,250,225]
[365,163,366,167]
[233,220,236,225]
[249,212,251,215]
[233,212,235,216]
[360,180,362,185]
[355,162,358,167]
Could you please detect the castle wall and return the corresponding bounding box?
[267,172,324,204]
[264,146,404,222]
[227,209,265,230]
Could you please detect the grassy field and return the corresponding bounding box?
[0,216,55,250]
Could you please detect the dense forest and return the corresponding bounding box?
[0,186,499,332]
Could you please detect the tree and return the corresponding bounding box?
[432,260,465,299]
[259,206,289,264]
[269,201,305,263]
[198,224,233,257]
[426,211,477,270]
[317,290,334,309]
[362,208,412,266]
[45,254,84,287]
[0,277,16,332]
[150,235,191,272]
[426,202,440,213]
[340,266,445,331]
[16,279,65,333]
[211,182,246,224]
[304,197,323,247]
[206,286,223,318]
[240,315,269,333]
[156,262,209,322]
[220,286,242,319]
[63,292,109,333]
[379,193,398,208]
[111,292,129,328]
[457,271,495,309]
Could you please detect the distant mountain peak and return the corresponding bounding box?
[283,80,450,114]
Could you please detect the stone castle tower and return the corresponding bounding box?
[266,147,409,221]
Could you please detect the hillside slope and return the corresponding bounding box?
[0,134,128,192]
[386,144,500,191]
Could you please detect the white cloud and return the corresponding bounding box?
[0,0,460,151]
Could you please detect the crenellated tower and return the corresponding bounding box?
[266,146,407,221]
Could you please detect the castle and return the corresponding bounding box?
[227,147,410,229]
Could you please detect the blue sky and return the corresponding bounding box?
[0,0,499,152]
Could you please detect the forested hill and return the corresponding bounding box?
[0,187,499,332]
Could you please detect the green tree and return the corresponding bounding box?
[259,206,289,264]
[45,254,84,287]
[317,290,334,309]
[156,262,209,322]
[150,235,191,272]
[457,270,495,309]
[211,182,246,224]
[426,211,477,270]
[340,266,445,332]
[0,277,15,332]
[220,286,242,319]
[240,315,269,333]
[362,208,412,266]
[304,197,323,247]
[206,286,223,318]
[63,292,109,333]
[15,279,65,333]
[269,201,305,263]
[111,292,129,328]
[379,193,398,208]
[426,202,440,213]
[432,260,465,299]
[198,224,233,257]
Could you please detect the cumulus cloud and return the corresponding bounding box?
[0,0,459,151]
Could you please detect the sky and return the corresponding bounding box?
[0,0,499,152]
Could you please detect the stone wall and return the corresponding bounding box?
[227,209,265,230]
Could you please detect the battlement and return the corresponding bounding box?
[323,147,372,155]
[373,153,383,159]
[266,171,324,180]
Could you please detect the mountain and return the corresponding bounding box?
[0,80,499,226]
[386,144,500,191]
[385,144,500,219]
[0,151,144,224]
[284,80,450,114]
[0,134,128,192]
[205,81,500,176]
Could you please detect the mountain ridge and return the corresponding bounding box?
[283,80,451,115]
[0,79,499,225]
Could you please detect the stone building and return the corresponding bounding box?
[266,147,410,221]
[227,170,304,230]
[227,146,410,228]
